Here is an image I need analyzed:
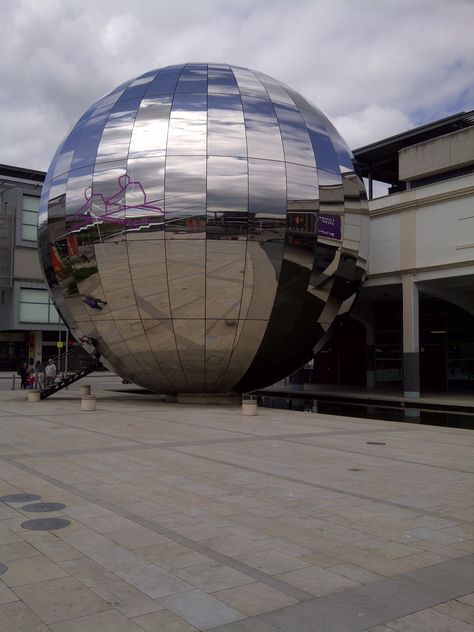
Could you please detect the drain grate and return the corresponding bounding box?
[21,502,66,513]
[366,441,386,445]
[0,563,7,576]
[0,493,41,503]
[21,518,70,531]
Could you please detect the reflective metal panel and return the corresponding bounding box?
[175,64,208,93]
[70,111,110,171]
[167,94,207,155]
[39,63,369,394]
[207,156,248,214]
[143,319,188,392]
[114,319,171,386]
[222,319,268,389]
[125,157,165,237]
[242,96,284,161]
[206,240,246,319]
[208,94,246,157]
[145,66,182,97]
[166,239,206,318]
[90,161,128,241]
[52,125,85,179]
[174,319,205,391]
[164,155,206,236]
[286,163,318,204]
[205,319,237,391]
[94,242,140,320]
[248,158,286,214]
[273,103,316,168]
[232,67,268,98]
[255,71,296,106]
[96,98,141,163]
[129,97,172,159]
[127,238,170,318]
[208,65,240,94]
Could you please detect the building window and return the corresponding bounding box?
[19,288,61,324]
[22,195,39,241]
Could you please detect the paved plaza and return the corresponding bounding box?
[0,378,473,631]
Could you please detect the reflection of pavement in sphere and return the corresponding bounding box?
[38,63,369,393]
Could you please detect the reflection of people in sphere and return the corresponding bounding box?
[45,359,57,386]
[80,336,101,360]
[82,295,107,310]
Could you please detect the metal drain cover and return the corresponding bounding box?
[21,518,70,531]
[0,493,41,503]
[366,441,386,446]
[21,502,66,513]
[0,563,7,576]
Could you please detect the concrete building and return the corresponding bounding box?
[314,110,474,397]
[0,164,66,371]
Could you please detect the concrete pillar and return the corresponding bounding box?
[352,308,375,388]
[33,331,42,366]
[402,275,420,398]
[366,344,376,388]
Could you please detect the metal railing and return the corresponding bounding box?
[11,345,102,397]
[37,345,102,399]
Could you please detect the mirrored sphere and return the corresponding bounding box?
[38,63,369,393]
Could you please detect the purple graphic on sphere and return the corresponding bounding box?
[69,174,164,235]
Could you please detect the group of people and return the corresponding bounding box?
[18,359,57,390]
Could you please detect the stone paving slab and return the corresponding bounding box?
[0,383,473,631]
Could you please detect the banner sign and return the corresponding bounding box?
[318,214,342,241]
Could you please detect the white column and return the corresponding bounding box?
[402,274,420,398]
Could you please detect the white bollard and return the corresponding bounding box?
[81,395,96,411]
[81,384,91,396]
[242,399,257,416]
[27,390,41,402]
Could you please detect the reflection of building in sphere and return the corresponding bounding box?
[38,63,369,393]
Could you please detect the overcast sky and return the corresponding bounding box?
[1,0,473,172]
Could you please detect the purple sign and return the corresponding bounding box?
[318,214,341,241]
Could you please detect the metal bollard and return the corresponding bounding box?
[27,390,41,402]
[81,395,96,411]
[80,384,91,396]
[11,374,16,390]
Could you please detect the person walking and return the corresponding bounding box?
[26,368,36,389]
[44,359,57,387]
[18,363,28,389]
[35,360,44,390]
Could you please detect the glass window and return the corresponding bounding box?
[20,288,61,324]
[22,195,40,241]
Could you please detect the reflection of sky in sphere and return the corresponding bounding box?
[38,63,368,394]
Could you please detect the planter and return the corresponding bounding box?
[81,395,96,411]
[27,390,41,403]
[242,400,257,416]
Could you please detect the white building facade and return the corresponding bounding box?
[314,111,474,397]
